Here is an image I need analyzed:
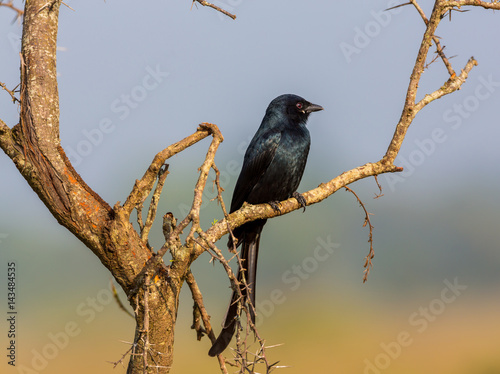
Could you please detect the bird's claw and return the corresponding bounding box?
[293,192,307,212]
[268,201,282,214]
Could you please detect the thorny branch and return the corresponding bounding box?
[122,124,219,217]
[409,0,456,76]
[193,228,274,372]
[209,164,275,371]
[156,122,224,258]
[198,1,491,289]
[111,341,136,369]
[210,164,241,257]
[111,275,169,373]
[121,6,496,364]
[198,167,275,369]
[118,124,224,303]
[186,270,229,374]
[0,81,20,103]
[186,271,215,341]
[446,0,500,11]
[192,0,237,20]
[138,164,170,246]
[111,280,134,318]
[234,315,279,374]
[373,175,383,199]
[345,187,375,283]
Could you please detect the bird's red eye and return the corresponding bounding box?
[296,102,303,110]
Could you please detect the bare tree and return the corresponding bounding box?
[1,1,499,373]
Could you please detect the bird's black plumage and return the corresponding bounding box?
[208,94,323,357]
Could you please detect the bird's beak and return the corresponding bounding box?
[305,103,324,113]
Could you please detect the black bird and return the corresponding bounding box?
[208,94,323,356]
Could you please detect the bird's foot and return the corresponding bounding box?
[268,201,282,214]
[293,192,307,212]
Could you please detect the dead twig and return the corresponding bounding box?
[345,186,375,283]
[193,230,269,371]
[373,175,384,199]
[409,0,456,77]
[110,280,134,318]
[192,0,236,20]
[140,164,169,245]
[186,270,229,374]
[445,0,500,11]
[0,82,20,103]
[0,0,23,22]
[122,123,220,218]
[385,2,412,11]
[211,164,238,251]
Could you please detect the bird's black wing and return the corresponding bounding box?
[230,129,282,213]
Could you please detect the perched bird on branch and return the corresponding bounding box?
[208,94,323,356]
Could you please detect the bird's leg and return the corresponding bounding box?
[268,201,282,214]
[292,191,307,212]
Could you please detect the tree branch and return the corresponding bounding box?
[345,187,375,283]
[2,1,499,373]
[446,0,500,10]
[192,0,236,20]
[2,5,175,370]
[203,161,402,254]
[185,270,229,374]
[156,123,223,258]
[140,164,170,246]
[0,120,20,162]
[122,123,220,218]
[0,0,23,22]
[409,0,456,77]
[415,57,477,111]
[383,1,482,164]
[0,81,20,103]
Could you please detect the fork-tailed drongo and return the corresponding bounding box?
[208,94,323,356]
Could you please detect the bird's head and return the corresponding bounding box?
[267,94,324,125]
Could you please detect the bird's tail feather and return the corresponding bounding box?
[240,230,260,322]
[208,227,262,356]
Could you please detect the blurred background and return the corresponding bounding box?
[1,1,500,373]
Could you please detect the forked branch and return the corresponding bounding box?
[0,0,23,22]
[122,124,220,218]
